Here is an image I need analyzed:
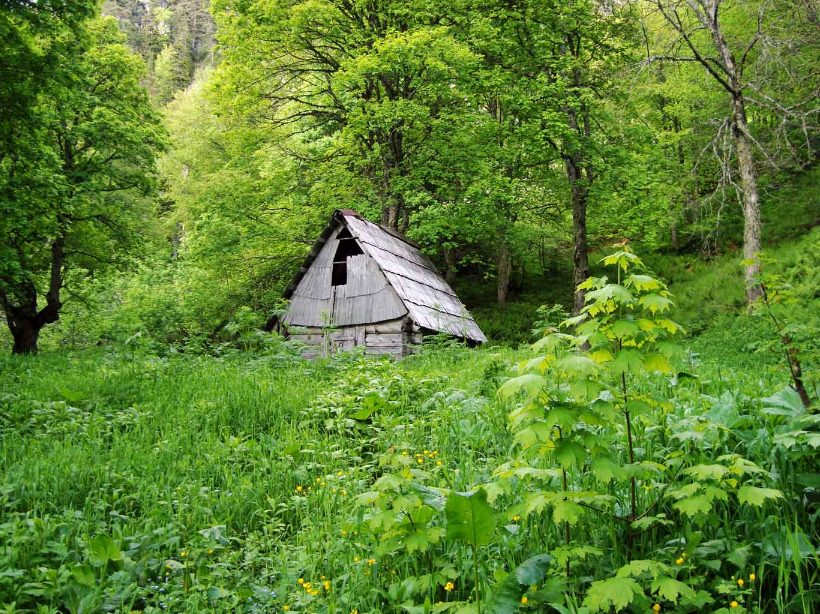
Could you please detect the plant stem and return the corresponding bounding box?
[622,365,636,562]
[472,542,481,614]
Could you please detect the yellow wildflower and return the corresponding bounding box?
[417,458,423,464]
[338,471,344,476]
[436,461,442,466]
[731,601,739,608]
[324,581,330,590]
[342,490,348,496]
[180,551,186,557]
[749,574,756,581]
[311,589,318,596]
[738,579,744,586]
[513,515,521,522]
[304,582,311,589]
[653,605,661,613]
[444,582,454,592]
[354,557,359,562]
[315,477,321,483]
[401,451,407,456]
[521,596,528,605]
[283,607,290,612]
[342,530,347,536]
[298,578,304,585]
[296,486,303,492]
[676,558,684,565]
[208,549,214,554]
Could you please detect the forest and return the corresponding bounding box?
[1,0,820,613]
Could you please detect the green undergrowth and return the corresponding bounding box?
[1,293,818,614]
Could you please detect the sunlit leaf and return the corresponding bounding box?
[651,576,695,604]
[583,576,643,612]
[445,489,496,548]
[737,485,783,507]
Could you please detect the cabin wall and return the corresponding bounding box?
[287,317,423,360]
[286,226,407,328]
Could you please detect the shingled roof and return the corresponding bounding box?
[284,210,486,343]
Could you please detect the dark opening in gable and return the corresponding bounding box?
[331,228,364,286]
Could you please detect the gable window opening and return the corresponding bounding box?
[331,228,363,286]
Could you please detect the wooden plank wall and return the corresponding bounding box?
[288,317,423,360]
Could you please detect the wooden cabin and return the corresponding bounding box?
[279,209,486,359]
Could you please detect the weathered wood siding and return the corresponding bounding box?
[285,228,338,327]
[288,317,422,360]
[286,227,407,329]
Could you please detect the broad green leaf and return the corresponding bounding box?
[737,485,783,507]
[651,576,695,604]
[617,559,670,579]
[585,284,635,306]
[517,356,553,374]
[71,564,96,587]
[554,354,600,376]
[498,374,545,399]
[643,354,673,373]
[404,526,444,553]
[552,498,583,525]
[486,554,553,614]
[610,349,645,374]
[673,495,712,517]
[624,274,661,291]
[761,387,805,417]
[513,423,552,451]
[554,440,585,469]
[583,576,643,612]
[639,293,673,314]
[625,399,652,415]
[683,464,727,481]
[445,489,496,548]
[374,473,405,491]
[656,318,683,334]
[591,457,625,484]
[601,249,643,271]
[610,319,640,339]
[571,378,603,400]
[88,534,122,568]
[59,388,83,404]
[545,404,578,431]
[531,334,575,354]
[354,491,382,506]
[351,407,375,420]
[588,348,614,364]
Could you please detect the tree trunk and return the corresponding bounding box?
[1,236,65,355]
[569,168,590,315]
[496,239,512,308]
[732,99,764,306]
[10,317,41,354]
[696,0,763,305]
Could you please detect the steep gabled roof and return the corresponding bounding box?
[284,210,487,343]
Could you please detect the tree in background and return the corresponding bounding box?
[642,0,820,305]
[211,0,479,232]
[0,16,166,354]
[464,0,636,312]
[102,0,216,101]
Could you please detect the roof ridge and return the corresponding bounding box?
[335,209,421,250]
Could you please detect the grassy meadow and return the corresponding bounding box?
[2,254,819,614]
